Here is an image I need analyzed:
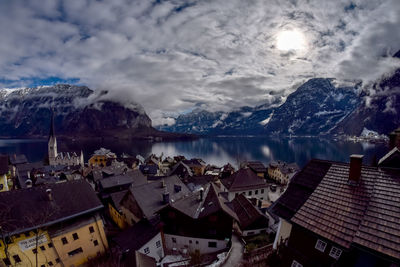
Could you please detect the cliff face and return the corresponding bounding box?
[0,84,153,138]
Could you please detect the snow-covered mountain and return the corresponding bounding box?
[333,51,400,136]
[264,78,360,136]
[0,84,154,138]
[157,105,275,135]
[158,78,360,136]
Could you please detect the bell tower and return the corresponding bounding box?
[48,109,58,165]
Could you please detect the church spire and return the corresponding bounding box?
[49,107,55,140]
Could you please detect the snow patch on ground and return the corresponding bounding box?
[206,252,228,267]
[260,112,273,125]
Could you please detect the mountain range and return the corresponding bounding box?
[0,84,191,140]
[159,52,400,137]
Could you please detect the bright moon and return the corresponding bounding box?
[276,30,306,51]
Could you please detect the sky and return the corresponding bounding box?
[0,0,399,126]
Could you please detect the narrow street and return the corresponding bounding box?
[223,234,244,267]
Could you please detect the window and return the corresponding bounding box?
[48,243,53,248]
[144,247,150,254]
[195,241,199,244]
[261,189,264,194]
[32,248,38,254]
[40,245,45,251]
[48,261,53,266]
[89,226,95,233]
[208,242,217,248]
[156,240,161,248]
[68,247,83,257]
[291,260,303,267]
[255,190,258,195]
[189,240,192,244]
[329,247,342,259]
[61,237,68,245]
[55,258,60,263]
[72,233,79,240]
[315,239,327,252]
[3,258,11,266]
[248,191,252,196]
[172,237,176,243]
[93,240,99,246]
[12,255,21,263]
[41,265,45,267]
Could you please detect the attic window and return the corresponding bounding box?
[315,239,327,252]
[329,247,342,259]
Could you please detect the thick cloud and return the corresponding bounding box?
[0,0,399,125]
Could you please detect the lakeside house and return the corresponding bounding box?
[271,152,400,267]
[0,154,9,191]
[220,167,270,201]
[268,160,299,185]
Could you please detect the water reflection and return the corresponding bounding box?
[0,137,389,168]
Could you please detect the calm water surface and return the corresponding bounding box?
[0,137,390,168]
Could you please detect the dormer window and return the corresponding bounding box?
[315,239,327,252]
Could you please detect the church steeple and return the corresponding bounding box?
[48,108,57,165]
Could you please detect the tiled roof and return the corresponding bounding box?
[9,154,27,165]
[221,168,267,191]
[0,180,103,234]
[169,183,238,221]
[231,194,268,230]
[112,219,159,251]
[246,161,267,173]
[129,175,190,219]
[100,170,147,189]
[291,162,400,260]
[0,154,8,175]
[110,190,128,211]
[270,159,331,220]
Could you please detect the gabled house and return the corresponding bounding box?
[108,190,129,229]
[168,161,193,180]
[158,183,238,254]
[273,155,400,267]
[0,180,108,267]
[9,154,27,178]
[182,159,206,176]
[220,168,269,201]
[231,194,269,237]
[244,161,267,178]
[120,175,190,225]
[112,219,164,262]
[268,161,299,185]
[270,159,331,250]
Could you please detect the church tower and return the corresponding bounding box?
[48,109,58,165]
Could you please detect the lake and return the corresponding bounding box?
[0,137,390,168]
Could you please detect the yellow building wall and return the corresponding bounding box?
[0,174,9,192]
[108,204,128,230]
[256,173,264,178]
[88,155,107,167]
[0,219,108,267]
[51,219,108,267]
[0,230,61,267]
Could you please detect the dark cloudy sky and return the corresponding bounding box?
[0,0,399,125]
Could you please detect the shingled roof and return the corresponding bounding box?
[113,219,159,251]
[99,170,147,189]
[221,168,268,192]
[270,159,331,220]
[0,180,103,234]
[231,194,268,230]
[246,161,267,173]
[168,183,238,221]
[291,161,400,260]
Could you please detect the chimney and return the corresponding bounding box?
[162,190,170,204]
[199,188,204,201]
[46,188,53,201]
[349,155,363,185]
[161,179,166,188]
